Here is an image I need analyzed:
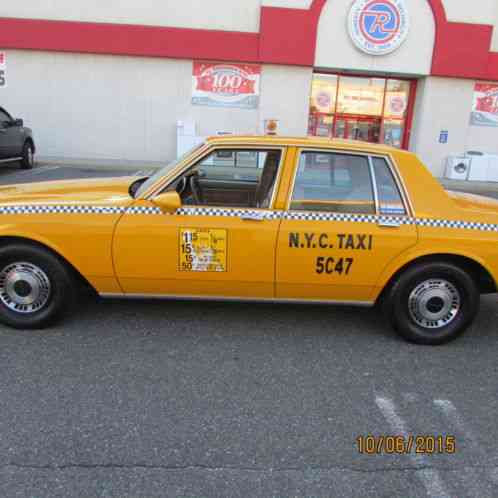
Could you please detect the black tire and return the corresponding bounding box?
[0,244,74,329]
[20,141,34,170]
[383,262,480,345]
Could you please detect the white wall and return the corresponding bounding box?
[0,0,262,33]
[410,76,498,177]
[315,0,436,76]
[0,51,311,164]
[259,65,312,136]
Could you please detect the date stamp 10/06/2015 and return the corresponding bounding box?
[356,435,456,455]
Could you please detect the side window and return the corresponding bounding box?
[290,151,375,214]
[0,110,11,127]
[172,149,282,209]
[196,150,266,183]
[372,157,407,216]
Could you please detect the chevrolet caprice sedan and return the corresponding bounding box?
[0,136,496,345]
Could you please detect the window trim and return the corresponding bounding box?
[368,156,380,215]
[370,153,414,218]
[152,145,287,211]
[287,148,413,217]
[0,109,12,124]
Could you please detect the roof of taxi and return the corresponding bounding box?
[204,135,408,155]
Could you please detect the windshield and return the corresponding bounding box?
[135,142,205,198]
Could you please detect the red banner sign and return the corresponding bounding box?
[192,62,261,109]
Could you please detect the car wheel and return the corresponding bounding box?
[384,262,480,345]
[0,244,74,329]
[20,141,34,170]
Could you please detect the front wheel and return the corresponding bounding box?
[20,141,34,170]
[384,262,480,345]
[0,244,74,329]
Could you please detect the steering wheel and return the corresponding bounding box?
[176,176,189,196]
[189,173,203,205]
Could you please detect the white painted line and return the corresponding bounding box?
[30,166,60,175]
[13,165,60,177]
[434,398,493,493]
[433,400,476,441]
[375,396,451,498]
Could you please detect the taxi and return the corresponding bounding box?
[0,136,496,345]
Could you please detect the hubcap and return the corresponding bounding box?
[408,279,461,330]
[0,262,51,314]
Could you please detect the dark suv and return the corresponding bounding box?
[0,106,35,169]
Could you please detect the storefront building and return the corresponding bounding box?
[0,0,497,177]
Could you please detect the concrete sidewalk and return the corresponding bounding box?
[439,178,498,196]
[35,158,163,173]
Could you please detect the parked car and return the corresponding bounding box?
[0,106,35,169]
[0,135,496,344]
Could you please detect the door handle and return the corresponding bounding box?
[377,219,402,228]
[240,212,266,222]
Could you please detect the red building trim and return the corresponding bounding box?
[403,80,418,150]
[0,0,497,80]
[0,17,260,63]
[259,0,326,66]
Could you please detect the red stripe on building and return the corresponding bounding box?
[0,17,260,63]
[0,0,497,80]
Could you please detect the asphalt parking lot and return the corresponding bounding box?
[0,163,497,498]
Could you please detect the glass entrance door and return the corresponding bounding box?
[308,74,416,149]
[333,115,382,144]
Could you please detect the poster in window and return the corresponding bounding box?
[192,62,261,109]
[0,52,6,88]
[470,83,498,127]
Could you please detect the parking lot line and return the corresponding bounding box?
[375,395,451,498]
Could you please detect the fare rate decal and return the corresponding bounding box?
[288,232,374,276]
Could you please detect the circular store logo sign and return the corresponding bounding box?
[348,0,410,56]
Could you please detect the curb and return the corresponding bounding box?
[35,159,163,173]
[439,179,498,195]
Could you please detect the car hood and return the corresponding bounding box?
[447,190,498,216]
[0,176,137,205]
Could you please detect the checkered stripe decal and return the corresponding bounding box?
[416,218,498,232]
[0,205,125,215]
[0,203,496,233]
[125,206,163,215]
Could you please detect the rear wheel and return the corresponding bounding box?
[20,141,34,170]
[384,262,480,345]
[0,244,74,329]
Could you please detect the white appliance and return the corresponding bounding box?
[444,156,471,180]
[177,121,205,159]
[466,151,498,182]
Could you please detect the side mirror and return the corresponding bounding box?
[151,190,181,213]
[13,118,23,127]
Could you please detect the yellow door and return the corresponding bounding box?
[276,150,418,303]
[113,147,285,298]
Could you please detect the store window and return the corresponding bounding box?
[308,74,414,149]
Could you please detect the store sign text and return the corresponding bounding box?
[192,62,261,109]
[0,52,6,88]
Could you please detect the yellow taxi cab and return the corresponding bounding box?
[0,136,496,344]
